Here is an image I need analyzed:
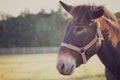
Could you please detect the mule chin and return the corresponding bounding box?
[56,55,76,75]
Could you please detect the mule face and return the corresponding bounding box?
[56,1,104,75]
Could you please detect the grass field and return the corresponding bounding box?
[0,54,105,80]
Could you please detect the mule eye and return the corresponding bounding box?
[76,26,83,31]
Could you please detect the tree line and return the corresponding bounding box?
[0,7,70,48]
[0,7,120,48]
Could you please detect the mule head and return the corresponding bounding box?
[56,1,104,75]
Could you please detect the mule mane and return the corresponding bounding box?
[71,4,120,47]
[100,6,120,47]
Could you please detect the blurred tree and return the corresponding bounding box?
[20,9,30,17]
[0,12,13,20]
[115,12,120,24]
[0,7,69,48]
[115,12,120,18]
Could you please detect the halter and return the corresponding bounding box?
[61,22,104,64]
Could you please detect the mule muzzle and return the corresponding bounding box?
[56,52,76,75]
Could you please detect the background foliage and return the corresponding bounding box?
[0,7,69,48]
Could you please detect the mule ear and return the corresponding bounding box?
[59,1,73,13]
[91,8,104,19]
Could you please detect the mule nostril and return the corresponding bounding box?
[61,63,65,70]
[71,65,74,71]
[56,61,65,73]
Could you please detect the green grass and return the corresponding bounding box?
[0,54,105,80]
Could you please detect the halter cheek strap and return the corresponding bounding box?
[61,22,103,64]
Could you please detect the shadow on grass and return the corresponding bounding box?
[72,74,105,80]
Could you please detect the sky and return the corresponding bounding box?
[0,0,120,17]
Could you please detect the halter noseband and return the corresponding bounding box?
[61,22,104,64]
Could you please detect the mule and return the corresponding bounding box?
[56,1,120,80]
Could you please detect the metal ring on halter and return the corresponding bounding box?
[80,48,85,54]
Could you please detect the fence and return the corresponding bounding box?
[0,47,60,55]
